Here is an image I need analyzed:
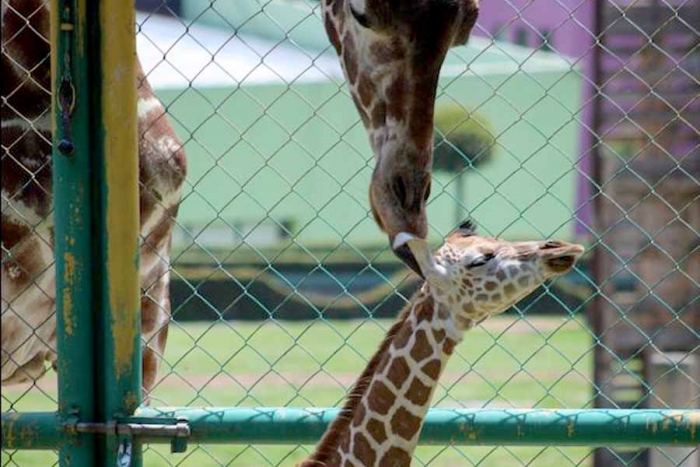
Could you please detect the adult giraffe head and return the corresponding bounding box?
[321,0,480,275]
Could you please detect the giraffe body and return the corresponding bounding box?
[301,223,584,466]
[1,0,185,392]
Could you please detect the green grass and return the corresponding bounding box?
[2,317,596,466]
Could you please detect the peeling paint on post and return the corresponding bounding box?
[95,0,142,464]
[51,0,97,464]
[49,0,141,464]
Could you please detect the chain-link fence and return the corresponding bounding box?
[2,0,699,466]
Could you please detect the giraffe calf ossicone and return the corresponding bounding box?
[300,221,584,467]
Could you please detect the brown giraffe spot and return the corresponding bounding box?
[409,330,432,362]
[462,302,476,315]
[323,14,341,52]
[415,303,433,323]
[496,270,507,281]
[518,277,530,287]
[504,283,516,296]
[367,418,387,444]
[343,459,355,467]
[386,356,410,389]
[443,338,457,355]
[352,94,371,127]
[385,78,406,120]
[357,73,375,108]
[340,432,350,452]
[484,281,498,291]
[421,359,441,380]
[353,432,376,466]
[390,406,422,440]
[342,35,358,83]
[405,378,432,406]
[432,328,446,343]
[379,447,411,467]
[456,315,474,329]
[376,352,392,374]
[508,265,520,277]
[369,39,405,62]
[475,294,488,302]
[352,401,367,427]
[492,293,502,302]
[1,217,30,251]
[371,102,387,128]
[367,381,396,415]
[393,323,412,349]
[332,0,342,16]
[437,306,450,320]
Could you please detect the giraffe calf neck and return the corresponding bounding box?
[301,288,466,467]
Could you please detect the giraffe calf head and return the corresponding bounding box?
[399,221,585,327]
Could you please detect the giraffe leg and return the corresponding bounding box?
[140,272,171,402]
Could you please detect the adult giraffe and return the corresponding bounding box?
[1,0,479,391]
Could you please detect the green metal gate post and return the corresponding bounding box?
[51,1,97,464]
[93,1,142,465]
[51,0,141,465]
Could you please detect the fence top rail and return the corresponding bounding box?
[4,408,698,450]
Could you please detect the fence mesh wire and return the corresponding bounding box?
[1,0,699,466]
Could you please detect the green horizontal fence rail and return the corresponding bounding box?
[3,409,699,450]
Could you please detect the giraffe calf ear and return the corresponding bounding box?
[451,0,480,47]
[457,219,477,236]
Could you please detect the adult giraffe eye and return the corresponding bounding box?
[349,3,371,28]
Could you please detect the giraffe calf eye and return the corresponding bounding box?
[468,253,494,269]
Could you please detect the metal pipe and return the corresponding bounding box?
[92,0,142,464]
[1,412,67,450]
[4,408,698,450]
[50,0,98,464]
[135,407,700,446]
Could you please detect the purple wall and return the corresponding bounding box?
[473,0,596,237]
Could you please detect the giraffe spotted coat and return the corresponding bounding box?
[1,0,185,392]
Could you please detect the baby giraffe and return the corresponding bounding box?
[299,221,584,467]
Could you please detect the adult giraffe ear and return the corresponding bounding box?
[451,0,480,47]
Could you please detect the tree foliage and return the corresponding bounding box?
[433,105,495,173]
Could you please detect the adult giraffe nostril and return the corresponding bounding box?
[392,175,407,206]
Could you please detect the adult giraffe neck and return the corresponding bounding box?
[300,287,465,467]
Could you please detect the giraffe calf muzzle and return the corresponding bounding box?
[393,233,451,290]
[540,242,585,274]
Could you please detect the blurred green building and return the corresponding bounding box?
[138,0,583,253]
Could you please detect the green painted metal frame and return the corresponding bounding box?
[50,0,98,464]
[46,0,142,465]
[3,409,699,450]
